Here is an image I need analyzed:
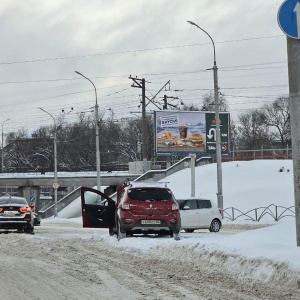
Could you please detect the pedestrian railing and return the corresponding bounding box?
[222,204,295,222]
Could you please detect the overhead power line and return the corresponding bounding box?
[0,35,284,66]
[0,61,288,86]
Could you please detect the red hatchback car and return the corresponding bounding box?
[81,182,181,240]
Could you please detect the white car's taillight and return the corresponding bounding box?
[172,203,179,211]
[121,203,130,210]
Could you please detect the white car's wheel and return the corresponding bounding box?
[209,219,221,233]
[184,229,194,233]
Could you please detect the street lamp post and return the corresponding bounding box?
[187,21,224,212]
[38,108,58,218]
[75,71,101,191]
[2,118,10,173]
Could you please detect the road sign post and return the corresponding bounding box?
[29,196,36,212]
[278,0,300,246]
[52,182,60,190]
[190,154,196,197]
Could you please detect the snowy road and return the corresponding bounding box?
[0,222,299,300]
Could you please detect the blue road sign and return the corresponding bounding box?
[29,196,36,202]
[278,0,300,39]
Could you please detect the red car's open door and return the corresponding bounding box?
[81,187,116,228]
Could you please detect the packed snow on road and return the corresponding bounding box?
[0,160,299,300]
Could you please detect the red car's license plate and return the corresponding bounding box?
[141,220,161,225]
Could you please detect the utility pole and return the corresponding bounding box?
[187,20,223,212]
[278,1,300,246]
[213,62,223,212]
[141,78,147,171]
[163,95,179,110]
[163,95,179,169]
[129,77,171,171]
[287,36,300,246]
[129,76,147,170]
[75,71,101,191]
[2,118,10,173]
[163,95,169,169]
[38,108,58,217]
[163,95,167,110]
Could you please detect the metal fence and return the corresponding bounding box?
[222,204,295,222]
[228,147,292,161]
[153,147,292,168]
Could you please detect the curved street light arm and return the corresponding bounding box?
[2,118,10,130]
[38,107,56,126]
[187,20,217,65]
[75,71,98,105]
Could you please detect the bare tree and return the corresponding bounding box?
[181,92,228,112]
[5,128,33,172]
[114,116,152,162]
[202,92,229,112]
[181,103,202,111]
[236,110,273,150]
[258,97,290,148]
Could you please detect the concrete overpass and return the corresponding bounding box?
[1,157,212,218]
[0,171,139,212]
[0,172,138,187]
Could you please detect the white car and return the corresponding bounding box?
[176,198,222,232]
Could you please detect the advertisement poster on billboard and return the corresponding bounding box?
[155,111,230,155]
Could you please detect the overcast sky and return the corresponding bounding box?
[0,0,288,134]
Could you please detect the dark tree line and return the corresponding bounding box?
[234,97,291,151]
[1,94,291,173]
[3,114,154,173]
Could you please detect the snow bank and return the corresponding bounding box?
[165,160,294,212]
[50,159,300,285]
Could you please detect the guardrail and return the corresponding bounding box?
[38,187,82,218]
[222,204,295,222]
[135,156,212,182]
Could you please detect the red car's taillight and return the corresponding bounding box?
[172,203,179,211]
[121,203,130,210]
[19,207,31,213]
[0,208,3,213]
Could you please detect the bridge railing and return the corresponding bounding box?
[135,156,212,182]
[38,187,82,218]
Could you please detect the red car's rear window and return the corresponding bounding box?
[127,189,172,201]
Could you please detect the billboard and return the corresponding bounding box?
[154,111,230,155]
